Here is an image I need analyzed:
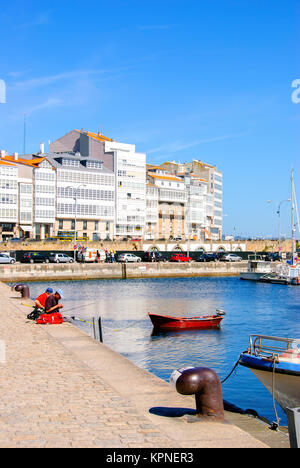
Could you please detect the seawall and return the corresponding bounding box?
[0,261,247,282]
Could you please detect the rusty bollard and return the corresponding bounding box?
[170,366,224,421]
[11,284,30,299]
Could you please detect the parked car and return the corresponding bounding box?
[21,252,50,263]
[117,253,141,263]
[169,253,193,262]
[0,253,16,264]
[220,253,243,262]
[49,253,74,263]
[141,252,168,262]
[173,237,183,241]
[196,253,219,262]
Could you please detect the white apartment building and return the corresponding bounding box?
[146,166,187,240]
[184,175,208,240]
[33,158,56,239]
[50,130,147,239]
[104,140,146,238]
[145,183,159,240]
[211,170,223,239]
[48,153,115,240]
[161,160,223,240]
[19,176,33,237]
[0,151,55,240]
[48,130,223,241]
[0,149,115,241]
[0,160,18,240]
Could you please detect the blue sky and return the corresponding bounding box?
[0,0,299,237]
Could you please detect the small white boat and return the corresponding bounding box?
[259,264,300,285]
[239,335,300,412]
[240,255,273,281]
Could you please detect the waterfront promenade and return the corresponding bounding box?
[0,282,289,448]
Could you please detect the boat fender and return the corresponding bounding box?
[170,366,224,420]
[11,284,30,299]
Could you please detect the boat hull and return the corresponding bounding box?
[239,354,300,412]
[148,313,224,331]
[240,272,267,281]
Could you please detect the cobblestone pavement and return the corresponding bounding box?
[0,287,178,448]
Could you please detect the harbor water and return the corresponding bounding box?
[27,276,300,426]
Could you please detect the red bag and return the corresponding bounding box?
[36,312,64,325]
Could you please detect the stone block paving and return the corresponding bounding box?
[0,292,177,448]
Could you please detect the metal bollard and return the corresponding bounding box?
[98,317,103,343]
[11,284,30,299]
[286,407,300,448]
[170,366,224,421]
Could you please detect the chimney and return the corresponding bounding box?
[13,152,19,161]
[40,143,45,154]
[0,150,6,158]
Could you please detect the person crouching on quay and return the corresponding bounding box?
[34,287,54,311]
[45,289,64,315]
[27,287,55,321]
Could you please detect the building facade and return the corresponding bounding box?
[0,158,18,240]
[50,130,147,238]
[48,153,115,240]
[161,160,223,240]
[0,132,222,241]
[146,166,187,240]
[0,150,115,241]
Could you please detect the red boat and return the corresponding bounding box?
[148,310,225,331]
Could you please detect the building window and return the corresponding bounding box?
[59,220,63,229]
[71,220,75,230]
[62,159,80,167]
[83,220,87,230]
[95,221,99,231]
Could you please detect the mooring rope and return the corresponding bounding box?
[270,356,281,430]
[220,358,240,384]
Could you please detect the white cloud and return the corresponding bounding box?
[26,98,62,115]
[147,132,249,155]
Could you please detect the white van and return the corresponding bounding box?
[77,249,106,263]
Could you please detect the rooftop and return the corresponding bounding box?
[0,154,45,168]
[46,152,114,174]
[76,129,114,143]
[147,172,183,182]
